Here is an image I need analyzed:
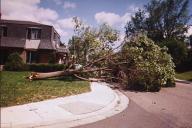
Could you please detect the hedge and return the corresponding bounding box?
[27,64,66,72]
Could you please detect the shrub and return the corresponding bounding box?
[120,34,175,91]
[27,64,66,72]
[4,52,26,71]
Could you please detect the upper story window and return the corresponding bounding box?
[0,26,7,37]
[27,28,41,40]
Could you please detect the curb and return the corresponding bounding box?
[175,79,192,84]
[39,90,129,128]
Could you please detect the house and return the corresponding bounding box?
[0,19,68,65]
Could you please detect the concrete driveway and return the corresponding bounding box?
[76,82,192,128]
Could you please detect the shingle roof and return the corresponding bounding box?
[0,37,26,48]
[0,19,50,26]
[38,39,55,50]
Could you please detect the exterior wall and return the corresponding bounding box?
[37,50,53,63]
[25,40,40,49]
[20,50,27,63]
[38,53,50,63]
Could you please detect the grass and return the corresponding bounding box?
[175,70,192,81]
[0,71,90,107]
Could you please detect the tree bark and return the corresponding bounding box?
[27,68,112,80]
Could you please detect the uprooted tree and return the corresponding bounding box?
[27,17,175,92]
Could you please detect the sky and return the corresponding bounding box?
[1,0,192,44]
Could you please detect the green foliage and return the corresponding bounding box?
[4,52,26,71]
[125,9,146,38]
[125,0,190,42]
[27,64,66,72]
[160,39,188,65]
[120,34,175,91]
[98,23,119,48]
[68,17,119,65]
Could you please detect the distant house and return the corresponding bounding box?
[0,19,68,65]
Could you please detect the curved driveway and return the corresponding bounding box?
[75,82,192,128]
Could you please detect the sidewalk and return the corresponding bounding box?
[1,82,129,128]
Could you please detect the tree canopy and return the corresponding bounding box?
[125,0,191,42]
[68,17,119,65]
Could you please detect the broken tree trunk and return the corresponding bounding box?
[27,68,112,80]
[26,46,125,81]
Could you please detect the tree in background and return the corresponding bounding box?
[125,9,146,38]
[160,39,188,65]
[125,0,191,42]
[125,0,191,67]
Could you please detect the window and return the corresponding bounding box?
[27,51,38,63]
[0,26,7,37]
[27,28,41,40]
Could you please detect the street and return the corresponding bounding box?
[75,82,192,128]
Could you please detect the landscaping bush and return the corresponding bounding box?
[4,52,27,71]
[120,34,175,91]
[27,64,66,72]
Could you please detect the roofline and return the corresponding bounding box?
[1,19,61,38]
[1,19,52,27]
[52,27,61,38]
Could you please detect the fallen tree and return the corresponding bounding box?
[26,32,175,91]
[27,40,125,82]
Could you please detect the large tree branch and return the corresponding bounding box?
[83,53,115,68]
[83,42,124,68]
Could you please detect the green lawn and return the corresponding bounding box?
[0,71,90,107]
[175,71,192,81]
